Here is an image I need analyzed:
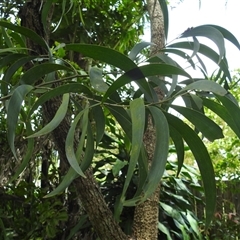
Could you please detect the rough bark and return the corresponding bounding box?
[19,1,128,239]
[132,0,165,239]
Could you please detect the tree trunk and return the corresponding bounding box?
[19,1,128,239]
[132,0,165,239]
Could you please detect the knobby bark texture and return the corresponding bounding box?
[19,1,128,239]
[132,0,165,239]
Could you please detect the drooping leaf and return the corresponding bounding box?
[165,112,216,229]
[169,126,184,176]
[203,98,240,138]
[159,0,169,41]
[44,167,78,198]
[27,94,70,138]
[119,98,145,207]
[0,21,48,49]
[89,67,109,93]
[176,80,227,96]
[141,106,169,199]
[205,24,240,50]
[91,104,105,147]
[180,25,225,63]
[128,41,153,61]
[7,85,34,159]
[65,110,87,177]
[167,42,231,80]
[158,222,172,240]
[28,83,92,116]
[171,105,224,141]
[103,63,191,102]
[20,63,72,85]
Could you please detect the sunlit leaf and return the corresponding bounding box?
[89,67,109,93]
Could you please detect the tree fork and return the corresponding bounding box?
[19,1,128,239]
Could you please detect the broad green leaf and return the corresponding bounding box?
[65,110,87,177]
[91,104,105,146]
[28,83,92,116]
[128,41,153,61]
[0,53,27,69]
[158,222,172,240]
[180,25,225,63]
[169,126,184,176]
[120,99,145,206]
[27,94,69,138]
[159,0,169,41]
[171,105,224,141]
[0,21,48,49]
[202,99,240,137]
[7,85,34,159]
[177,80,227,96]
[44,167,78,198]
[165,112,216,229]
[103,63,190,102]
[10,32,26,48]
[21,63,72,85]
[89,67,109,93]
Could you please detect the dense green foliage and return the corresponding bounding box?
[0,0,240,239]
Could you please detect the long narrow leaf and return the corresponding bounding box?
[7,85,34,159]
[165,112,216,229]
[128,41,153,61]
[27,94,70,138]
[171,105,224,141]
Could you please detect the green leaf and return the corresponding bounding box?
[167,42,231,80]
[112,159,128,177]
[159,0,169,41]
[9,120,35,182]
[2,27,13,48]
[120,98,145,203]
[171,105,224,141]
[169,126,184,176]
[158,222,172,240]
[44,167,78,198]
[20,63,72,85]
[89,67,109,93]
[141,106,169,199]
[66,44,137,72]
[128,41,153,61]
[65,109,87,177]
[186,210,202,239]
[7,85,34,159]
[180,25,225,63]
[177,80,227,96]
[91,104,105,147]
[28,83,92,116]
[165,112,216,229]
[103,63,190,102]
[27,94,69,138]
[2,56,37,83]
[205,24,240,50]
[0,21,48,49]
[41,0,54,33]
